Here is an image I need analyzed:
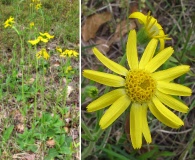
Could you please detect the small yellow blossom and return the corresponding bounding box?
[30,22,34,28]
[35,3,42,10]
[129,11,171,51]
[60,49,79,58]
[72,50,79,57]
[28,39,40,45]
[37,36,48,43]
[36,48,50,60]
[39,32,54,39]
[56,47,63,53]
[4,16,15,28]
[65,66,73,73]
[83,30,191,149]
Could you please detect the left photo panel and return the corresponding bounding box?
[0,0,80,159]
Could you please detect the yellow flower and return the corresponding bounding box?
[66,66,73,73]
[129,12,171,51]
[56,47,62,53]
[39,32,54,39]
[36,48,50,60]
[30,22,34,28]
[28,36,48,45]
[83,30,191,149]
[35,3,42,10]
[28,38,40,45]
[72,50,79,57]
[4,16,15,28]
[37,36,48,43]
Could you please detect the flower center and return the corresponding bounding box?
[125,70,156,103]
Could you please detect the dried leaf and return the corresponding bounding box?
[46,139,55,148]
[95,38,110,55]
[15,123,25,133]
[82,12,112,41]
[110,20,136,43]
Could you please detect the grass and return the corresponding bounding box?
[0,0,79,159]
[81,0,195,160]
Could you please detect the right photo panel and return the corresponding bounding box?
[81,1,194,160]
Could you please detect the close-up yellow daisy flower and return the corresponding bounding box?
[83,30,191,149]
[129,11,171,51]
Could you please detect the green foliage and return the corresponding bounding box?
[17,112,73,159]
[2,125,14,143]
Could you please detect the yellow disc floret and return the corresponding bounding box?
[125,70,156,103]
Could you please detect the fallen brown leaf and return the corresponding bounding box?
[110,20,136,44]
[95,38,110,55]
[46,139,55,148]
[82,12,112,41]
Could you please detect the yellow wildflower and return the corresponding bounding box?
[4,16,15,28]
[36,48,50,60]
[35,3,42,10]
[39,32,54,39]
[83,30,191,149]
[28,38,40,45]
[65,66,73,73]
[129,11,171,51]
[30,22,34,28]
[72,50,79,58]
[37,36,48,43]
[56,47,63,53]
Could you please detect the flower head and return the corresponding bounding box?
[39,32,54,39]
[60,49,79,58]
[83,30,191,149]
[28,32,53,45]
[35,3,42,10]
[4,16,15,28]
[36,48,50,60]
[129,12,171,51]
[30,22,35,28]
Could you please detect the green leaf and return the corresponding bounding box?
[45,148,58,160]
[59,146,72,155]
[2,125,14,143]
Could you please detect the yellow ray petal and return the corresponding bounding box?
[83,70,125,87]
[139,38,158,69]
[156,91,189,113]
[130,103,142,149]
[148,96,184,128]
[87,89,126,112]
[158,30,165,51]
[126,30,138,70]
[141,104,152,143]
[92,47,128,76]
[145,47,174,73]
[152,65,190,81]
[157,81,192,96]
[100,95,131,129]
[129,12,147,24]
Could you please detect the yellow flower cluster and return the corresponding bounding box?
[30,0,42,10]
[36,48,50,60]
[28,32,54,45]
[56,47,79,58]
[4,16,15,28]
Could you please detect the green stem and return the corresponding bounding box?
[81,119,94,141]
